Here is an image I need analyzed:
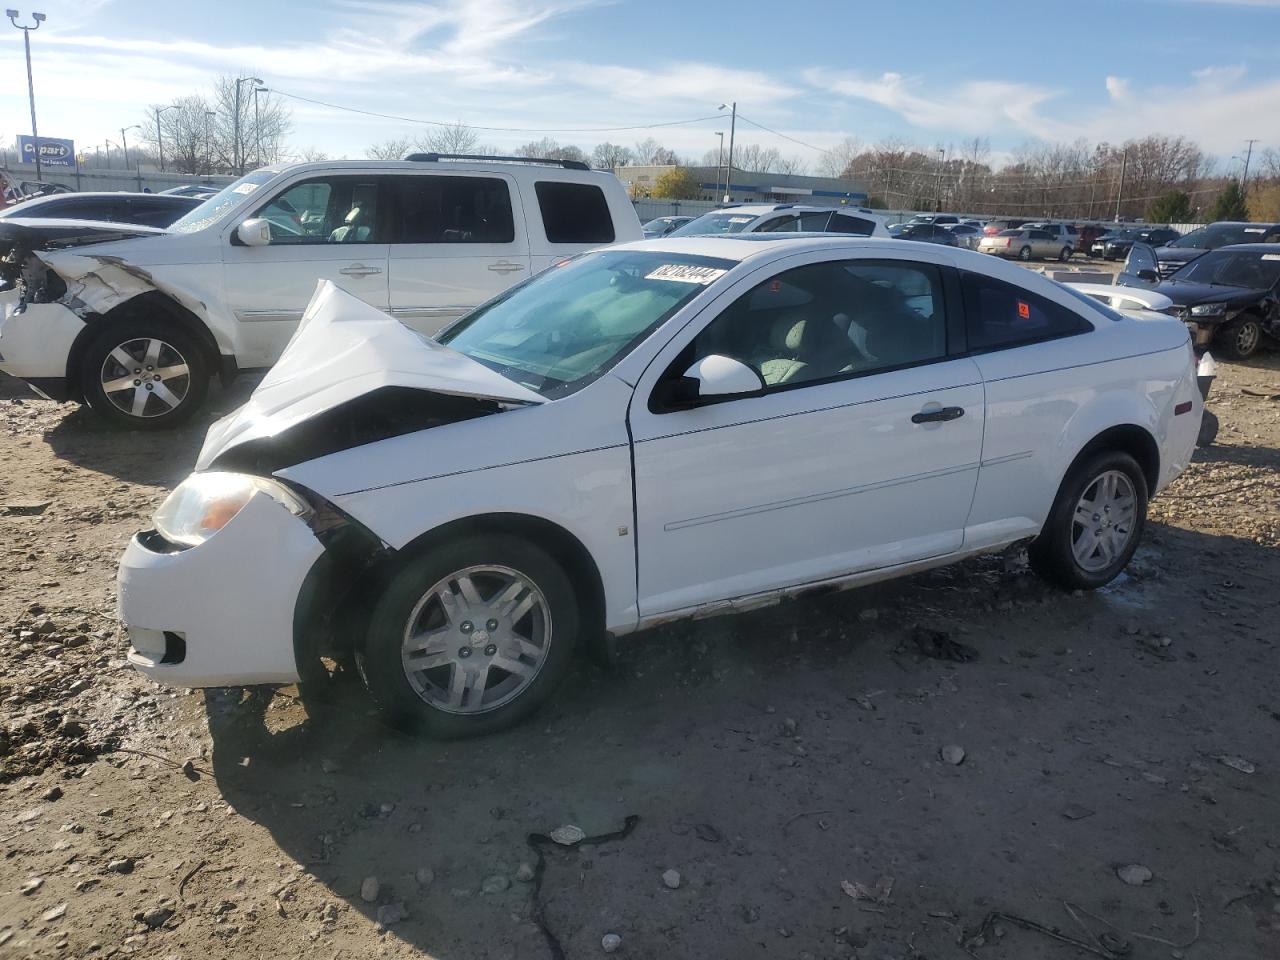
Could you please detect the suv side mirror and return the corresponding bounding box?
[235,218,272,247]
[1135,268,1159,283]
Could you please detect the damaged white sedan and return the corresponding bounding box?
[119,236,1203,737]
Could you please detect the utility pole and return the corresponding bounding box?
[154,104,175,171]
[718,102,736,204]
[935,147,945,212]
[7,9,47,182]
[119,124,140,169]
[204,110,216,175]
[1113,147,1128,222]
[254,85,267,168]
[234,76,263,175]
[1241,138,1259,196]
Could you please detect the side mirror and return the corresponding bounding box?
[1136,268,1159,284]
[653,354,765,411]
[235,218,272,247]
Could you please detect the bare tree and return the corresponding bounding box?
[292,146,329,162]
[365,136,415,160]
[147,95,218,174]
[591,142,633,170]
[774,155,808,176]
[203,75,293,174]
[731,143,782,173]
[517,137,587,162]
[816,137,861,178]
[633,137,678,165]
[420,121,480,154]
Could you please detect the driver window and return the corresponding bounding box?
[690,260,948,390]
[253,177,380,244]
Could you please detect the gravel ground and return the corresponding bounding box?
[1,345,1279,960]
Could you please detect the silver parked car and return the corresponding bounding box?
[979,227,1073,262]
[947,223,985,250]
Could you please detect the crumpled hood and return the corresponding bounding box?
[1066,282,1173,319]
[196,281,544,470]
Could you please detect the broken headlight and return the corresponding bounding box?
[153,472,311,547]
[1190,303,1227,317]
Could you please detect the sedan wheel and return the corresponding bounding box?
[1070,470,1137,573]
[357,534,581,737]
[400,565,551,715]
[1219,316,1261,360]
[1018,246,1032,261]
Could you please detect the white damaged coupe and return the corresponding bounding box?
[118,236,1203,737]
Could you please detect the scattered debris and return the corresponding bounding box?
[1117,864,1153,886]
[359,876,379,903]
[1062,803,1096,821]
[841,875,894,905]
[550,824,586,846]
[1215,754,1256,775]
[375,902,406,928]
[693,823,722,843]
[481,874,510,894]
[415,867,435,886]
[940,745,966,765]
[662,869,681,889]
[134,903,174,929]
[107,858,134,874]
[601,932,622,953]
[911,626,978,663]
[41,903,67,922]
[20,877,43,895]
[3,499,52,516]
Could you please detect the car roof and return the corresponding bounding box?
[257,158,621,182]
[1211,242,1280,252]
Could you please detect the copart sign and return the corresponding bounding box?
[17,136,75,167]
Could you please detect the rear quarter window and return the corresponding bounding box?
[535,181,615,244]
[961,272,1092,351]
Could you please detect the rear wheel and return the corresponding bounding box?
[79,320,209,429]
[1059,246,1072,262]
[1018,245,1032,261]
[1029,450,1148,590]
[1217,315,1262,360]
[356,535,580,738]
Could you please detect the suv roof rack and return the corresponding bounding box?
[403,152,591,171]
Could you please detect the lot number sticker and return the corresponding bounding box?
[645,264,728,285]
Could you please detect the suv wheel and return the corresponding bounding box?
[79,321,209,429]
[1059,246,1072,262]
[1217,315,1262,360]
[357,535,581,738]
[1018,245,1032,261]
[1029,450,1148,590]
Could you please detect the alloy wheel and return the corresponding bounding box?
[99,337,191,419]
[399,565,551,715]
[1071,469,1137,572]
[1235,321,1260,356]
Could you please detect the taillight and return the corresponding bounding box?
[1003,239,1012,247]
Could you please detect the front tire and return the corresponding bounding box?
[356,535,581,738]
[79,320,209,429]
[1059,246,1073,262]
[1018,246,1032,261]
[1029,450,1148,590]
[1217,315,1262,360]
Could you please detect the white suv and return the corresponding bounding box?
[0,154,641,427]
[670,203,888,239]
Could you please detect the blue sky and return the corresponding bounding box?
[2,0,1278,170]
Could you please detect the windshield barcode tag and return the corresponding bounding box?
[645,264,727,285]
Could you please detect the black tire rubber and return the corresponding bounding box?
[1018,246,1032,261]
[78,319,209,429]
[1059,247,1072,262]
[1028,450,1149,590]
[1216,315,1262,360]
[356,534,580,738]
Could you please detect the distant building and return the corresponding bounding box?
[616,164,868,206]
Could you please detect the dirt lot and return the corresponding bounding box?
[2,343,1280,960]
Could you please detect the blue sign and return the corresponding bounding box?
[17,136,76,167]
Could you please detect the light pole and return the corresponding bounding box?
[934,147,945,212]
[1113,147,1128,222]
[204,110,216,175]
[714,131,724,202]
[718,102,736,204]
[153,104,176,171]
[7,9,47,182]
[233,76,263,174]
[1241,138,1259,196]
[120,124,141,169]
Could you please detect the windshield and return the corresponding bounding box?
[997,229,1022,237]
[1173,250,1280,289]
[437,250,735,397]
[167,170,278,234]
[1172,224,1271,250]
[669,211,758,236]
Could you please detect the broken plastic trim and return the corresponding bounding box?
[208,385,504,477]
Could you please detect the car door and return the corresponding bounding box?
[386,173,531,337]
[827,212,879,237]
[221,173,390,366]
[1028,229,1054,258]
[1117,242,1161,287]
[627,252,985,618]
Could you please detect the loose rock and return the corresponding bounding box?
[360,876,379,903]
[550,824,586,846]
[601,932,622,953]
[481,874,510,894]
[940,745,966,765]
[107,858,134,874]
[515,863,535,883]
[1117,864,1153,886]
[662,868,682,889]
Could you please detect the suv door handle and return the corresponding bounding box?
[338,263,382,277]
[488,260,525,274]
[911,406,965,424]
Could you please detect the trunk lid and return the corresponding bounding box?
[196,281,545,470]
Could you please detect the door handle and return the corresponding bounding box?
[338,264,383,277]
[487,260,525,274]
[911,406,965,424]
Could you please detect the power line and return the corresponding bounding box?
[271,87,723,135]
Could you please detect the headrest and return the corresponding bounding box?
[770,316,807,352]
[345,206,362,224]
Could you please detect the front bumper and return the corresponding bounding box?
[118,492,325,687]
[0,299,83,381]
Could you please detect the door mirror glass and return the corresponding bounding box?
[236,218,272,247]
[684,354,764,398]
[1119,242,1159,287]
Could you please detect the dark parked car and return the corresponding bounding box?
[0,191,201,228]
[1154,221,1280,278]
[1102,227,1180,261]
[641,215,695,238]
[1120,241,1280,358]
[1074,223,1112,255]
[159,184,222,199]
[889,222,958,245]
